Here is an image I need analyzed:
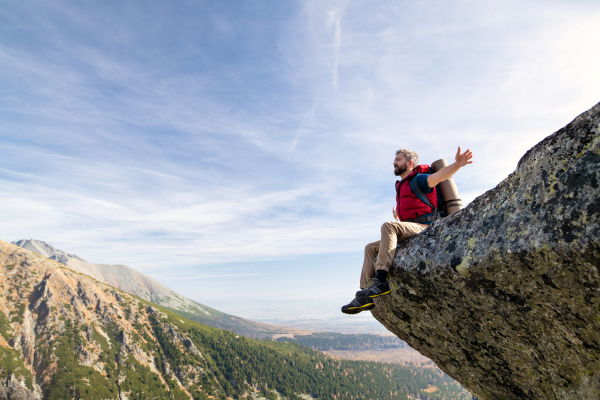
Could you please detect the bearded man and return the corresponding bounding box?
[341,147,473,314]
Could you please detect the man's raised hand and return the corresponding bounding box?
[427,146,473,188]
[455,146,474,168]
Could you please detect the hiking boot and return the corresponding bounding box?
[341,296,375,315]
[355,278,390,298]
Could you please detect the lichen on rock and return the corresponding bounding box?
[372,101,600,400]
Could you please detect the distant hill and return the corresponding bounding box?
[0,239,471,399]
[12,239,291,339]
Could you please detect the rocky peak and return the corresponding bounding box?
[372,101,600,399]
[11,240,84,263]
[11,239,286,339]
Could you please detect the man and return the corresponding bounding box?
[341,147,473,314]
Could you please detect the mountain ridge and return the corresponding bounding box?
[12,239,293,340]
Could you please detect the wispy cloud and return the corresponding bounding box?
[326,5,344,88]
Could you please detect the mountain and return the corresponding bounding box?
[371,101,600,399]
[12,239,289,340]
[0,239,471,399]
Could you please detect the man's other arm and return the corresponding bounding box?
[427,146,473,188]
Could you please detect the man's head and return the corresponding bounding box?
[394,149,418,176]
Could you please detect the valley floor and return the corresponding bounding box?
[323,347,430,364]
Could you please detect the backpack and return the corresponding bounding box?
[407,159,464,223]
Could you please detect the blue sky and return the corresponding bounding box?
[1,0,599,331]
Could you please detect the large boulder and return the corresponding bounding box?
[372,102,600,399]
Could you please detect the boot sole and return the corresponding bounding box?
[341,302,375,315]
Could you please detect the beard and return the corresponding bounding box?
[394,163,408,176]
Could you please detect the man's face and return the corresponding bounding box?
[393,153,412,176]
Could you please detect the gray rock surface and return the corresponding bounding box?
[0,375,39,400]
[372,101,600,399]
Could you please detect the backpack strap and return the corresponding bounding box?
[406,174,440,224]
[409,174,433,209]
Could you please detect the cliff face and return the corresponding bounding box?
[372,102,600,399]
[1,240,213,400]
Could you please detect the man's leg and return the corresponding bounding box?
[360,240,380,289]
[341,240,380,315]
[374,221,427,273]
[342,221,427,315]
[356,221,427,298]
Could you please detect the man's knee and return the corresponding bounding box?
[381,221,395,234]
[365,241,378,254]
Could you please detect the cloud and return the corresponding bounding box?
[326,5,344,88]
[287,0,600,195]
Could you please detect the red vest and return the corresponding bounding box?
[395,165,438,222]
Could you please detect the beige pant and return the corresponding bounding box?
[360,221,427,288]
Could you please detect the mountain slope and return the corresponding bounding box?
[12,239,286,339]
[0,239,471,399]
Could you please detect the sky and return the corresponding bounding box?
[1,0,600,332]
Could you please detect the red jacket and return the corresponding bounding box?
[395,165,438,222]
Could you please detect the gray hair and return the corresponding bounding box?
[395,148,419,165]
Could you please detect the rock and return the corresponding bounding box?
[184,338,201,357]
[49,254,69,264]
[372,101,600,399]
[76,345,98,368]
[0,374,39,400]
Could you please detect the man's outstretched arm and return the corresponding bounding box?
[427,147,473,187]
